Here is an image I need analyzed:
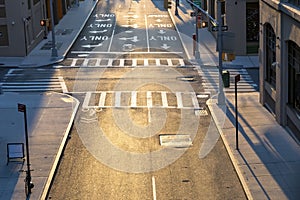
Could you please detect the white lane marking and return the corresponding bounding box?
[120,59,125,67]
[132,59,137,67]
[108,59,113,67]
[115,91,121,107]
[108,16,117,52]
[147,91,152,123]
[176,92,183,108]
[71,59,77,66]
[99,92,106,107]
[147,91,152,108]
[161,91,168,107]
[155,59,160,66]
[144,59,149,66]
[95,58,101,66]
[167,59,172,66]
[191,92,199,109]
[71,51,183,54]
[131,91,137,107]
[145,15,150,52]
[179,59,185,66]
[82,58,89,66]
[152,176,157,200]
[58,76,68,93]
[83,92,91,109]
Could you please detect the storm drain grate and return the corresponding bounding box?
[159,134,192,148]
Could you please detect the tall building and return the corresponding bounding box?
[204,0,259,55]
[259,0,300,138]
[0,0,71,57]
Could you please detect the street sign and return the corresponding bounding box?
[18,103,26,113]
[235,74,241,83]
[193,0,201,7]
[211,25,228,32]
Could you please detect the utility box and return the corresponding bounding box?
[222,70,230,88]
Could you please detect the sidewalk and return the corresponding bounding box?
[0,0,97,68]
[0,92,79,200]
[169,1,300,200]
[0,1,90,199]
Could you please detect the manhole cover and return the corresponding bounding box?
[159,134,192,148]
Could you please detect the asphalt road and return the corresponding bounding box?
[1,0,246,199]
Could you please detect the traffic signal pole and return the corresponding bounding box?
[50,0,58,58]
[185,0,225,105]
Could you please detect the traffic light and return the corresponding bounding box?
[40,19,49,27]
[201,21,208,28]
[168,0,172,9]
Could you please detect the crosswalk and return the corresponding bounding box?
[78,91,209,116]
[0,69,68,93]
[57,58,191,68]
[198,66,258,94]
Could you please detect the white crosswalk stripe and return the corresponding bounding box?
[57,58,190,68]
[79,91,209,116]
[198,66,258,95]
[0,69,67,93]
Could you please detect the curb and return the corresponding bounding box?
[40,93,80,200]
[206,97,253,200]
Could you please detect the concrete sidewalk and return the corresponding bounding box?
[169,1,300,199]
[0,0,97,68]
[0,92,79,200]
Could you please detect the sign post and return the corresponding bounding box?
[18,103,33,194]
[234,74,240,150]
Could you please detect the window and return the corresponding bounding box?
[288,0,300,7]
[288,41,300,114]
[0,25,9,46]
[265,23,276,88]
[246,2,259,53]
[0,0,5,18]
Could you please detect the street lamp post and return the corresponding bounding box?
[50,0,58,58]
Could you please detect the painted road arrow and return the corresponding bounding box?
[161,44,170,50]
[121,24,139,28]
[95,19,111,22]
[124,15,139,19]
[81,43,103,48]
[89,30,108,33]
[119,36,139,42]
[158,30,166,34]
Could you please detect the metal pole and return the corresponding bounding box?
[50,0,58,57]
[23,106,32,194]
[235,80,238,150]
[194,9,200,59]
[175,0,179,15]
[217,0,225,105]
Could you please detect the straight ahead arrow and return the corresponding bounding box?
[161,44,170,50]
[158,30,166,34]
[81,43,103,48]
[95,19,111,22]
[89,30,108,33]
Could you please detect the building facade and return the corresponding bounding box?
[0,0,72,57]
[259,0,300,139]
[204,0,259,55]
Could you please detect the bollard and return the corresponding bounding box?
[193,33,196,56]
